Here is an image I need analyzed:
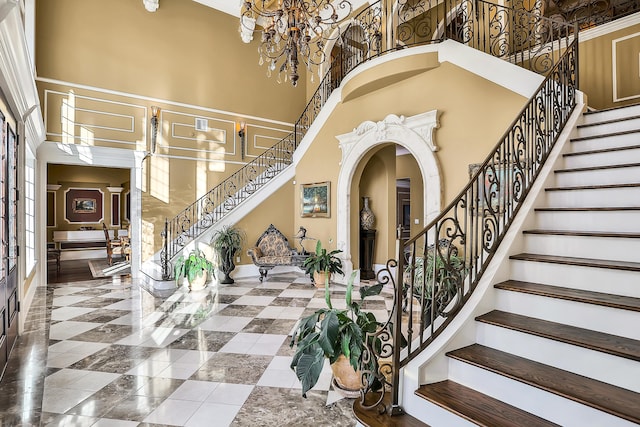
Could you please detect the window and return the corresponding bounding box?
[25,147,36,274]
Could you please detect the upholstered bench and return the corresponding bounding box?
[247,224,306,282]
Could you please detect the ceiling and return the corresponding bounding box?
[191,0,372,18]
[192,0,242,17]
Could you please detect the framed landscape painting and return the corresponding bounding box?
[73,198,97,213]
[301,182,330,218]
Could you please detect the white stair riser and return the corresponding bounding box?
[546,187,640,207]
[494,290,640,339]
[563,149,640,169]
[536,210,640,232]
[582,105,640,125]
[575,120,640,138]
[448,359,637,427]
[564,148,640,169]
[554,166,640,187]
[571,132,640,151]
[405,397,478,427]
[523,233,640,262]
[476,323,640,392]
[511,260,640,297]
[511,260,640,298]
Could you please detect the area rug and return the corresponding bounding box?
[88,259,131,278]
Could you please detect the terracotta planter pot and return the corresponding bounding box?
[313,271,331,288]
[330,354,362,392]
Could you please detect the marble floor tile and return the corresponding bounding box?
[230,295,276,306]
[1,271,394,426]
[48,321,102,341]
[168,380,220,402]
[186,402,241,427]
[142,398,202,426]
[41,387,96,414]
[100,395,165,422]
[52,295,94,307]
[50,306,97,321]
[196,315,253,332]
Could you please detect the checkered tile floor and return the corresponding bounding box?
[31,271,393,426]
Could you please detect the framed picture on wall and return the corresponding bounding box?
[73,198,97,213]
[301,182,330,218]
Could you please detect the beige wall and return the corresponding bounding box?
[580,22,640,109]
[35,0,305,123]
[294,59,527,266]
[235,182,295,265]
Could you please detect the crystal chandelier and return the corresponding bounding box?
[240,0,353,87]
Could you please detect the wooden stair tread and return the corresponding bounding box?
[545,183,640,191]
[555,162,640,173]
[564,144,640,157]
[535,207,640,211]
[476,310,640,361]
[584,104,640,115]
[510,253,640,272]
[354,391,429,427]
[446,344,640,423]
[523,229,640,238]
[570,129,640,142]
[495,280,640,312]
[415,380,559,427]
[577,114,640,128]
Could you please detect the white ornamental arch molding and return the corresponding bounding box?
[335,110,442,281]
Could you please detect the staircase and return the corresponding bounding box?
[393,104,640,426]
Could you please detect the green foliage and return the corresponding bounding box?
[210,225,245,255]
[290,271,383,397]
[174,248,215,285]
[303,240,344,277]
[405,250,466,299]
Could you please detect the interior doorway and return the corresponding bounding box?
[396,178,411,242]
[46,163,131,284]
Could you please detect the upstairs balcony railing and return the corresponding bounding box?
[160,0,589,279]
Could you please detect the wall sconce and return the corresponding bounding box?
[237,121,246,161]
[150,106,160,154]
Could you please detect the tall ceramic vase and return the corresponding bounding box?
[219,247,236,284]
[360,196,375,230]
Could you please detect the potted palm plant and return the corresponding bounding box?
[210,225,245,284]
[290,271,383,397]
[403,245,466,325]
[174,248,215,291]
[303,240,343,287]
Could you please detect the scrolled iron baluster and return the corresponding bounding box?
[160,219,170,281]
[359,259,399,412]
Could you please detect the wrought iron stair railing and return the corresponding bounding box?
[159,0,585,281]
[358,15,579,421]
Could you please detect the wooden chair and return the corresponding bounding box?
[102,223,124,265]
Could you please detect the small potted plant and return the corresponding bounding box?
[210,225,245,284]
[303,240,344,287]
[290,271,383,397]
[174,248,214,291]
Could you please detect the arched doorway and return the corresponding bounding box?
[335,111,442,282]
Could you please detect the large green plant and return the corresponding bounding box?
[290,271,382,397]
[403,249,466,321]
[210,225,245,256]
[174,248,214,285]
[302,240,344,277]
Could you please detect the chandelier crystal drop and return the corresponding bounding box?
[240,0,352,87]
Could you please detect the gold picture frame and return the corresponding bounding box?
[301,182,330,218]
